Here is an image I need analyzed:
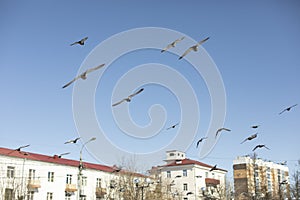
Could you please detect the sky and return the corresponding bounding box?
[1,1,300,181]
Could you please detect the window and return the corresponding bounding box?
[65,192,71,200]
[47,192,53,200]
[169,153,175,156]
[183,169,187,177]
[82,176,87,186]
[183,198,188,200]
[66,174,72,184]
[48,172,54,182]
[167,171,171,178]
[28,169,35,180]
[96,178,102,188]
[7,166,15,178]
[205,172,208,178]
[27,191,34,200]
[183,183,188,191]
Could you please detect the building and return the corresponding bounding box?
[233,155,290,200]
[150,150,228,200]
[0,146,146,200]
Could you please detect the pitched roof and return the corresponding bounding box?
[159,158,227,172]
[0,147,115,173]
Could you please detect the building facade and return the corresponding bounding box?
[150,150,228,200]
[233,155,290,200]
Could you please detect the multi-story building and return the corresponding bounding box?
[150,150,228,200]
[233,155,290,200]
[0,146,146,200]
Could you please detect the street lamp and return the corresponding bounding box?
[78,137,96,200]
[134,177,152,200]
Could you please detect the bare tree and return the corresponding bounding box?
[291,160,300,200]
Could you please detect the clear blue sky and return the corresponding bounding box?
[1,1,300,180]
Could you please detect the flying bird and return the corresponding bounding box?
[215,127,231,138]
[112,88,144,107]
[166,123,179,130]
[196,137,208,148]
[209,164,217,172]
[179,37,209,60]
[15,144,30,151]
[64,137,81,144]
[186,192,194,195]
[252,144,270,151]
[70,37,88,46]
[62,64,105,88]
[251,125,260,129]
[279,104,298,115]
[240,133,258,144]
[161,37,185,53]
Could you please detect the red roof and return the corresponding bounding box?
[205,178,220,185]
[0,147,115,173]
[159,158,227,172]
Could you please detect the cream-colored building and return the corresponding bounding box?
[150,150,228,200]
[233,155,290,200]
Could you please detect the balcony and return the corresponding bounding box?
[27,179,41,190]
[205,178,220,186]
[65,184,77,192]
[95,187,106,198]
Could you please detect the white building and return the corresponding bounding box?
[0,146,126,200]
[150,150,228,200]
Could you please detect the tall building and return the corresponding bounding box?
[150,150,228,200]
[233,155,290,200]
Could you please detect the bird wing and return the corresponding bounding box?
[197,37,210,45]
[86,63,105,74]
[129,88,144,98]
[74,137,81,143]
[62,76,80,89]
[112,99,126,107]
[81,37,88,42]
[70,41,79,46]
[179,47,193,60]
[240,138,248,144]
[222,128,231,132]
[264,145,270,150]
[20,144,30,149]
[279,108,288,115]
[252,145,259,151]
[64,140,72,144]
[161,44,174,53]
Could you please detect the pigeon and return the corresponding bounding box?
[279,104,298,115]
[251,125,260,129]
[280,161,287,165]
[179,37,209,60]
[70,37,88,46]
[252,144,270,151]
[240,133,258,144]
[15,144,30,151]
[209,164,217,172]
[215,127,231,138]
[161,37,185,53]
[196,137,208,148]
[112,88,144,107]
[62,64,105,88]
[166,123,179,130]
[64,137,80,144]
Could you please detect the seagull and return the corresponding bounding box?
[252,144,270,151]
[70,37,88,46]
[58,152,70,158]
[161,36,185,53]
[279,104,298,115]
[215,127,231,138]
[179,37,209,60]
[209,164,217,172]
[112,88,144,107]
[15,144,30,151]
[64,137,81,144]
[62,63,105,88]
[251,125,260,129]
[240,133,258,144]
[186,192,193,195]
[280,161,287,165]
[196,137,208,148]
[166,123,179,130]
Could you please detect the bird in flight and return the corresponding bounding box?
[186,192,193,195]
[70,37,88,46]
[62,64,105,88]
[215,127,231,138]
[112,88,144,107]
[166,123,179,130]
[15,144,30,151]
[279,104,298,115]
[179,37,209,60]
[161,36,185,53]
[64,137,80,144]
[241,133,258,144]
[196,137,208,148]
[251,125,260,129]
[252,144,270,151]
[209,164,217,172]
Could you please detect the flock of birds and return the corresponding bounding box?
[61,36,298,167]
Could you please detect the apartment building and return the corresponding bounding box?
[150,150,227,200]
[233,155,290,200]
